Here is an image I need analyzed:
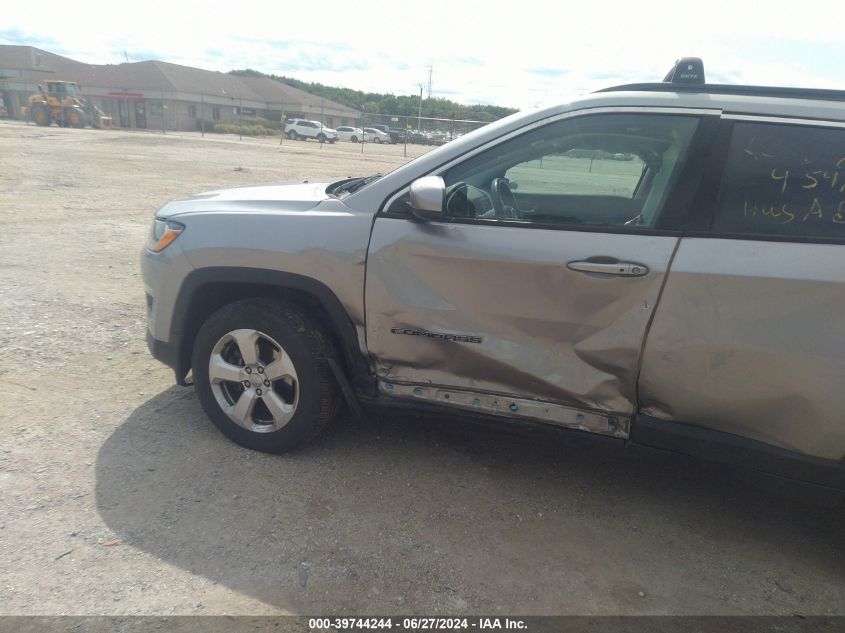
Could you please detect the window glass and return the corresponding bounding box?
[506,152,645,196]
[442,114,699,229]
[715,122,845,238]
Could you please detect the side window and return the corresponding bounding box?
[442,113,699,229]
[506,152,645,197]
[714,122,845,239]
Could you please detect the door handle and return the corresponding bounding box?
[567,260,649,277]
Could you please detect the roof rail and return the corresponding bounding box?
[596,82,845,103]
[596,56,845,102]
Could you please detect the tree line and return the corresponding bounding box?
[229,69,518,122]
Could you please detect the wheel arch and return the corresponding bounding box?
[170,267,375,395]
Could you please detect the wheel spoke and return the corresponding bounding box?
[209,353,246,383]
[264,353,296,382]
[230,329,260,365]
[229,388,258,429]
[263,391,295,428]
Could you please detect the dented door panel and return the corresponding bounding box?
[638,238,845,461]
[365,218,679,416]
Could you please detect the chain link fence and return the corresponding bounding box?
[357,112,490,147]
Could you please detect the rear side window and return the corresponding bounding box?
[714,122,845,239]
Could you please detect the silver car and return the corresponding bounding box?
[363,127,391,144]
[336,126,365,143]
[142,59,845,495]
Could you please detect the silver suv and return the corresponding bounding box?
[142,59,845,495]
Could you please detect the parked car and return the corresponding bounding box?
[363,127,391,144]
[336,126,364,143]
[142,58,845,498]
[283,119,337,143]
[429,131,450,146]
[370,124,404,144]
[406,130,429,144]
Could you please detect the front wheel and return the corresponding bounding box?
[192,299,340,453]
[66,108,87,128]
[288,130,297,140]
[31,102,51,126]
[351,136,358,143]
[317,133,326,143]
[374,137,381,144]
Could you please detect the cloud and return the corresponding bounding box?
[0,27,63,52]
[2,0,844,109]
[527,67,569,78]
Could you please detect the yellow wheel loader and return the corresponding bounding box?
[25,81,115,129]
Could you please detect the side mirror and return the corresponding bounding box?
[409,175,445,221]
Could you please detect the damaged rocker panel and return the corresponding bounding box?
[379,381,630,439]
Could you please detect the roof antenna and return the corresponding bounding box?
[663,57,705,84]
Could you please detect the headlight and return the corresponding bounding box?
[147,218,185,252]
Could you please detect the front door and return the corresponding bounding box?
[117,100,130,128]
[134,101,147,129]
[365,111,707,435]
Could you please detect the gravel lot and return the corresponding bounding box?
[1,119,844,616]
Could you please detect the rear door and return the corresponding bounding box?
[639,116,845,460]
[366,109,715,436]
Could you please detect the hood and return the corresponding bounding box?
[157,182,331,217]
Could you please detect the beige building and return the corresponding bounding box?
[0,45,360,131]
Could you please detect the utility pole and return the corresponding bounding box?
[403,102,408,159]
[427,65,433,99]
[200,92,205,137]
[320,97,324,148]
[417,83,423,132]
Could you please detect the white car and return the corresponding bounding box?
[363,127,391,144]
[335,126,365,143]
[284,119,338,143]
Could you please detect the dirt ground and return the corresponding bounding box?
[1,119,844,616]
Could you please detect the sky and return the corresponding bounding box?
[2,0,844,110]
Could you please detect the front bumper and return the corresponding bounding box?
[146,329,179,369]
[146,329,191,385]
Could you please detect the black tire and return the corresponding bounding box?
[66,108,86,128]
[31,102,51,126]
[317,133,326,143]
[351,135,358,143]
[192,299,340,454]
[374,137,381,144]
[288,130,298,140]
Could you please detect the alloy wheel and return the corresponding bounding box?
[208,328,298,433]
